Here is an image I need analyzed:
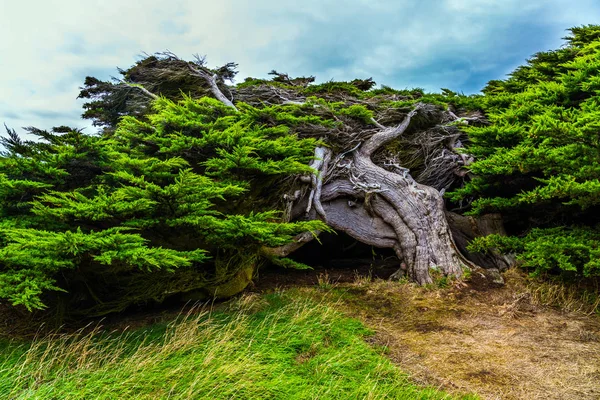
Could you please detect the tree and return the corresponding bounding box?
[449,25,600,279]
[0,99,324,316]
[78,52,237,129]
[1,52,501,317]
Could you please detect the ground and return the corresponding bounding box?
[2,265,599,399]
[252,266,600,400]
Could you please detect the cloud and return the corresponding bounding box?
[1,0,599,139]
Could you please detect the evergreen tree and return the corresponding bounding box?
[2,51,482,316]
[11,24,600,318]
[0,98,324,315]
[450,25,600,278]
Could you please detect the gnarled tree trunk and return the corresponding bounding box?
[311,107,465,284]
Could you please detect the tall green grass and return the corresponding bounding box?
[0,291,472,399]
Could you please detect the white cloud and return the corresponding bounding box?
[0,0,598,138]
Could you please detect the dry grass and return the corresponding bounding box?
[526,278,600,315]
[316,271,332,289]
[3,267,598,399]
[308,268,600,400]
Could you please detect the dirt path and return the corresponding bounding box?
[324,270,600,400]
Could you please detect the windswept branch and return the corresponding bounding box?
[120,81,158,100]
[360,106,420,157]
[312,147,332,219]
[155,51,239,111]
[260,230,320,258]
[187,64,238,111]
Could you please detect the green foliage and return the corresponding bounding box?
[452,25,600,278]
[0,227,206,311]
[468,227,600,277]
[335,104,375,124]
[236,77,272,88]
[366,86,425,98]
[0,292,468,399]
[236,99,336,135]
[236,77,293,89]
[77,53,235,129]
[0,96,326,314]
[302,80,365,97]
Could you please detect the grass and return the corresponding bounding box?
[0,291,471,400]
[526,277,600,315]
[322,270,600,400]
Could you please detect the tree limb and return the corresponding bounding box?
[187,64,238,111]
[360,106,420,157]
[120,80,159,99]
[260,230,320,258]
[313,147,332,219]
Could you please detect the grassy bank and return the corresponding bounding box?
[0,291,469,400]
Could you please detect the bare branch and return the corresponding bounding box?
[360,105,421,157]
[306,147,328,214]
[119,80,158,99]
[187,63,238,110]
[370,117,387,130]
[155,51,238,111]
[260,230,320,258]
[313,147,332,219]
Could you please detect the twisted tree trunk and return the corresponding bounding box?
[315,107,465,284]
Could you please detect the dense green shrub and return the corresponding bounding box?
[450,25,600,278]
[0,97,325,315]
[3,25,600,318]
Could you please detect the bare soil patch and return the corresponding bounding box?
[324,269,600,400]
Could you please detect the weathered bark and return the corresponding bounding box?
[121,81,159,100]
[260,230,321,258]
[315,106,467,284]
[322,198,398,248]
[187,64,237,110]
[306,146,332,218]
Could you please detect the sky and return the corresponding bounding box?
[1,0,600,137]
